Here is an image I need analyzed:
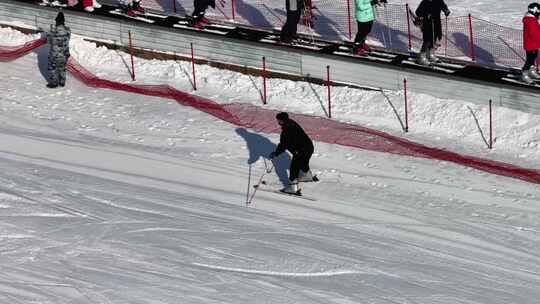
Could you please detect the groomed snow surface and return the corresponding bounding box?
[1,26,540,304]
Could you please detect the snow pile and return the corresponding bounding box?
[0,25,41,46]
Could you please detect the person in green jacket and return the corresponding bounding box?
[353,0,387,55]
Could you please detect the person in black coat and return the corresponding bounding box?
[415,0,450,65]
[192,0,216,28]
[269,112,315,194]
[280,0,305,43]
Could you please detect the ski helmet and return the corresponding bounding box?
[528,2,540,18]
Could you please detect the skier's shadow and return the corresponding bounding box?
[34,32,50,83]
[235,128,290,185]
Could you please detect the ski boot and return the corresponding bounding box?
[521,69,535,84]
[280,181,301,195]
[428,49,440,63]
[528,67,540,80]
[362,43,371,52]
[352,43,367,56]
[416,52,430,66]
[297,170,318,182]
[131,0,144,13]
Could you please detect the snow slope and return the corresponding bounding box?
[1,27,540,304]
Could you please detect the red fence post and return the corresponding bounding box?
[404,78,409,133]
[406,4,412,51]
[262,56,267,104]
[190,43,197,91]
[128,30,135,81]
[489,99,493,149]
[347,0,353,41]
[231,0,236,21]
[468,14,476,61]
[326,65,331,119]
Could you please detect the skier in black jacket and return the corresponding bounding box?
[415,0,450,65]
[280,0,305,43]
[269,112,316,194]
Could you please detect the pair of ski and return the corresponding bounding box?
[109,8,165,24]
[503,73,540,87]
[248,176,319,205]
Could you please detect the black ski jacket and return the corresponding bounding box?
[275,119,314,156]
[415,0,449,40]
[194,0,216,9]
[415,0,449,22]
[286,0,305,12]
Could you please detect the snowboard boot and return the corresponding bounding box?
[281,181,300,195]
[521,70,534,84]
[297,170,316,182]
[416,52,430,66]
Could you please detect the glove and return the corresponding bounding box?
[443,9,451,17]
[268,151,277,159]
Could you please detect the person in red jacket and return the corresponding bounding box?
[522,2,540,83]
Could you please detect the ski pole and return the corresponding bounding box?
[246,159,274,205]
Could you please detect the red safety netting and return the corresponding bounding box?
[0,38,47,62]
[67,58,243,125]
[99,0,526,69]
[65,57,540,185]
[1,38,538,183]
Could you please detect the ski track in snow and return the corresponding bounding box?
[191,263,366,277]
[1,25,540,304]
